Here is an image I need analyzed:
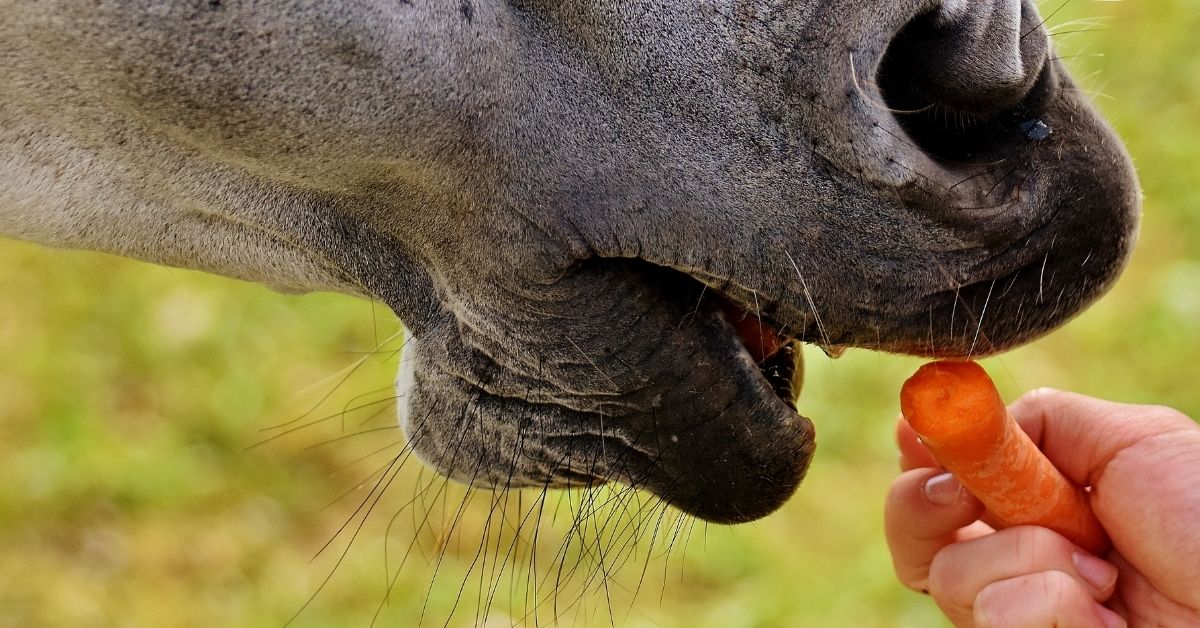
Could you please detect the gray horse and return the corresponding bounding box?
[2,0,1138,524]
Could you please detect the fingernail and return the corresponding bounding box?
[1095,603,1126,628]
[922,472,961,506]
[1073,550,1119,592]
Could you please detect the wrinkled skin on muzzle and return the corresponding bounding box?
[3,0,1139,523]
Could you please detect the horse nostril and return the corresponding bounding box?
[875,0,1057,164]
[880,0,1049,114]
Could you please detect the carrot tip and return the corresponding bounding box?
[900,361,1006,446]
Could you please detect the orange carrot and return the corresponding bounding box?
[900,361,1110,555]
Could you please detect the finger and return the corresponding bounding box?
[927,525,1118,623]
[1010,389,1200,609]
[896,416,939,471]
[1007,388,1197,486]
[974,571,1126,628]
[885,468,986,592]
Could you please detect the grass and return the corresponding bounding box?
[1,1,1198,626]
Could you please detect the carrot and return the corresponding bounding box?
[900,361,1110,555]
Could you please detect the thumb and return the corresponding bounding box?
[1007,388,1197,488]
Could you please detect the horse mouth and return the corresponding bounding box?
[511,263,820,524]
[717,298,805,410]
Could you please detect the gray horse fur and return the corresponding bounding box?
[2,0,1139,523]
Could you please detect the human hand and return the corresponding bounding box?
[885,388,1200,627]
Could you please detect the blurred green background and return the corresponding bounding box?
[1,1,1197,626]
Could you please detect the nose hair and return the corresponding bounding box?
[883,0,1049,113]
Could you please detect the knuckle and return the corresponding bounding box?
[927,550,970,615]
[1038,570,1081,609]
[1040,568,1076,592]
[973,580,1018,628]
[1028,386,1062,398]
[1149,405,1193,427]
[1009,525,1071,560]
[974,572,1076,628]
[972,590,1000,628]
[926,548,955,595]
[1021,386,1063,405]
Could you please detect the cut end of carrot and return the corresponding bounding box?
[900,361,1006,447]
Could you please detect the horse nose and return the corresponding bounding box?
[880,0,1049,114]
